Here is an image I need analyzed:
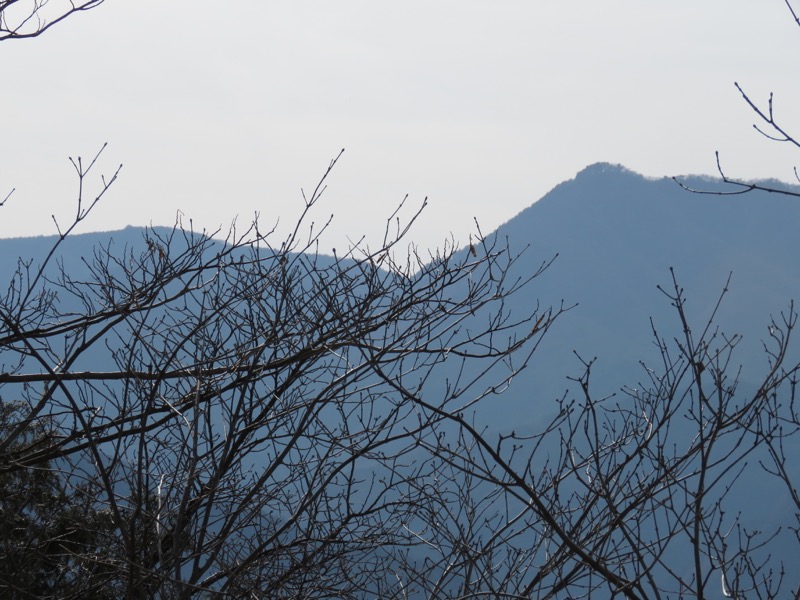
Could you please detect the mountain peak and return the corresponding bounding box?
[572,162,654,183]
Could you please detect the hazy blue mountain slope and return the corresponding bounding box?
[479,163,800,430]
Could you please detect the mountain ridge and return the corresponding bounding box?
[3,163,800,399]
[2,162,799,595]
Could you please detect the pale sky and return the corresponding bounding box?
[2,1,799,252]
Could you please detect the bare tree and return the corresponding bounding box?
[0,0,105,42]
[0,147,566,598]
[368,267,800,599]
[5,149,798,599]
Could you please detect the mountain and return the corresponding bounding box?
[479,163,800,594]
[3,163,799,596]
[4,162,799,465]
[489,163,800,415]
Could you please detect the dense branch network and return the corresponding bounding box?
[2,146,799,599]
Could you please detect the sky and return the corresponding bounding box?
[2,0,799,253]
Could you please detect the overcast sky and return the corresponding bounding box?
[2,1,799,252]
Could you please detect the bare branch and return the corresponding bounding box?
[0,0,106,42]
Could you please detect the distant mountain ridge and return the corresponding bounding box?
[4,163,799,395]
[3,163,800,595]
[3,162,800,441]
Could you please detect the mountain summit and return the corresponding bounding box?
[475,163,800,413]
